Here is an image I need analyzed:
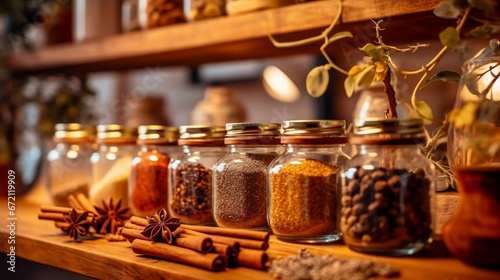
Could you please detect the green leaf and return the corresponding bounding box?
[344,75,356,98]
[434,1,461,19]
[439,27,460,48]
[355,65,376,88]
[466,25,494,38]
[359,43,387,62]
[306,66,329,98]
[414,100,434,123]
[467,0,496,13]
[328,31,353,44]
[420,70,461,89]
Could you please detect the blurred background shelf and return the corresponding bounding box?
[4,0,447,75]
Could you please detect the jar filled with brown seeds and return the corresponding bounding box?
[268,120,349,243]
[168,125,227,224]
[340,118,436,255]
[184,0,226,21]
[213,122,281,230]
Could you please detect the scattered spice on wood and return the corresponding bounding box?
[268,249,400,280]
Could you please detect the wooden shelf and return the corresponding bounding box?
[4,0,450,74]
[1,198,500,280]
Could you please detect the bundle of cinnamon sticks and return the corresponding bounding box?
[38,193,98,230]
[122,216,269,272]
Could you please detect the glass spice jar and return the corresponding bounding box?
[47,123,93,207]
[213,122,281,230]
[168,125,227,224]
[129,125,180,216]
[268,120,349,243]
[340,118,436,255]
[184,0,226,21]
[90,124,138,207]
[145,0,185,29]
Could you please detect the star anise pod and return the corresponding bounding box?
[63,209,91,241]
[94,198,130,235]
[141,208,180,244]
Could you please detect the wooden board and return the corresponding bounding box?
[3,0,449,75]
[1,197,499,280]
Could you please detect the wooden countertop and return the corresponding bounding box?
[1,197,499,279]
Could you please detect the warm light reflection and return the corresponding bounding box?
[67,150,78,159]
[263,65,300,103]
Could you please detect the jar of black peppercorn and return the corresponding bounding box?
[213,122,281,230]
[168,125,227,225]
[268,120,349,243]
[129,125,180,216]
[340,118,436,255]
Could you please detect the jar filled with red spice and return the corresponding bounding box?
[168,125,227,225]
[129,125,180,216]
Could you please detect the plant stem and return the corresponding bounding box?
[383,67,398,118]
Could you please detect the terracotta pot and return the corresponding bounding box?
[443,166,500,268]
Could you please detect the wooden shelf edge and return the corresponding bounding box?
[3,0,448,74]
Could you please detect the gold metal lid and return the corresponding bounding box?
[225,122,281,137]
[353,118,424,135]
[179,125,226,139]
[96,124,137,143]
[138,125,179,143]
[54,123,89,140]
[351,118,425,145]
[282,120,346,135]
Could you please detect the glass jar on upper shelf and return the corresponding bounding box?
[47,123,93,206]
[168,125,227,224]
[268,120,349,243]
[122,0,185,31]
[184,0,226,21]
[129,125,180,216]
[213,122,281,230]
[90,124,138,207]
[340,118,436,255]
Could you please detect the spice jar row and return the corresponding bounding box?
[46,118,436,256]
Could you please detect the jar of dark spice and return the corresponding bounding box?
[90,125,138,207]
[340,118,436,255]
[213,122,281,230]
[184,0,226,21]
[129,125,180,216]
[268,120,349,243]
[47,123,93,206]
[168,125,227,224]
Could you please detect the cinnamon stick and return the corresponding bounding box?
[38,212,93,223]
[40,205,94,216]
[175,235,213,253]
[67,194,84,210]
[77,193,97,213]
[180,224,269,241]
[234,248,268,270]
[121,228,150,242]
[180,229,240,251]
[54,221,70,228]
[131,239,227,272]
[212,243,235,259]
[130,216,149,227]
[124,222,146,231]
[181,228,266,250]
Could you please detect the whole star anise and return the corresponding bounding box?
[141,208,180,244]
[94,198,130,234]
[63,209,91,241]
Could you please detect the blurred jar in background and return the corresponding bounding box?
[191,86,246,126]
[123,96,171,127]
[47,123,93,206]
